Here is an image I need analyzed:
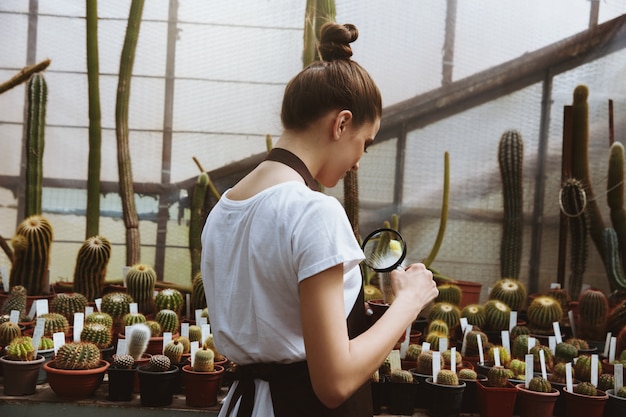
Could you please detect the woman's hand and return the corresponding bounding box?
[390,263,439,316]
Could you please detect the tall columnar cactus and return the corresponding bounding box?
[603,227,626,294]
[189,172,208,280]
[50,292,88,324]
[498,129,524,280]
[560,178,589,300]
[577,288,609,341]
[24,73,47,217]
[9,215,53,295]
[193,346,215,372]
[488,278,527,311]
[571,85,606,269]
[55,341,102,370]
[154,288,184,315]
[73,235,112,301]
[0,285,29,322]
[125,263,156,315]
[608,142,626,267]
[191,272,207,311]
[526,296,563,334]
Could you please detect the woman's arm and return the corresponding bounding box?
[299,262,438,409]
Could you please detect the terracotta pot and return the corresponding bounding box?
[605,389,626,416]
[137,364,179,407]
[562,386,608,417]
[43,359,110,399]
[0,354,45,395]
[601,358,626,382]
[515,383,560,417]
[476,380,518,417]
[0,292,55,317]
[425,377,466,417]
[182,364,224,407]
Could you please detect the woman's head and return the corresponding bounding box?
[280,23,382,131]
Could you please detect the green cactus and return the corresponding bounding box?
[146,320,161,337]
[498,130,524,280]
[597,373,615,392]
[73,235,112,301]
[55,341,102,370]
[484,299,512,331]
[549,362,567,384]
[175,336,191,354]
[464,329,489,357]
[155,309,179,334]
[154,288,184,316]
[39,312,69,337]
[546,287,572,323]
[188,325,202,343]
[125,263,156,315]
[489,278,527,311]
[574,354,602,383]
[191,272,207,312]
[50,293,88,324]
[112,354,135,369]
[607,300,626,334]
[616,326,626,358]
[428,302,460,333]
[189,172,209,280]
[101,292,134,320]
[405,344,422,361]
[192,346,215,372]
[425,332,446,351]
[509,358,526,377]
[435,284,462,306]
[38,336,54,350]
[428,319,449,336]
[526,296,563,334]
[203,334,225,361]
[163,339,184,364]
[435,369,459,385]
[565,337,589,350]
[422,151,450,270]
[555,342,578,363]
[573,381,598,396]
[1,285,29,322]
[6,335,35,361]
[147,354,171,372]
[80,322,112,349]
[415,350,444,376]
[616,386,626,398]
[487,365,510,388]
[127,323,150,360]
[24,73,47,217]
[487,345,511,366]
[122,312,146,327]
[461,304,486,329]
[607,141,626,282]
[390,369,414,384]
[577,288,609,341]
[457,368,477,380]
[530,344,554,372]
[603,227,626,294]
[442,349,462,367]
[528,376,552,393]
[85,312,113,329]
[510,324,530,339]
[9,215,53,295]
[560,178,589,300]
[511,334,529,360]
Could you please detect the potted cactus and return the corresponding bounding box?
[425,369,466,417]
[457,367,487,414]
[514,376,560,417]
[181,345,225,407]
[562,382,609,417]
[387,368,418,415]
[42,341,110,399]
[476,365,517,417]
[605,386,626,416]
[136,354,179,407]
[0,335,46,395]
[107,353,137,401]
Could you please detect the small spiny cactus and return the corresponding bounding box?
[85,312,113,329]
[191,272,207,311]
[39,312,69,337]
[573,381,598,396]
[123,312,147,327]
[555,342,578,363]
[145,320,161,337]
[148,354,171,372]
[389,369,414,383]
[487,345,511,366]
[101,292,134,320]
[127,323,151,360]
[0,285,29,322]
[483,299,511,331]
[80,322,112,349]
[549,362,567,384]
[457,368,477,380]
[405,344,422,361]
[155,309,179,334]
[577,288,609,341]
[188,325,202,343]
[175,336,191,354]
[192,346,215,372]
[487,365,511,388]
[428,302,460,334]
[163,339,184,364]
[526,296,563,334]
[597,373,614,392]
[6,335,35,361]
[435,284,462,306]
[428,319,449,336]
[509,358,526,377]
[112,354,135,369]
[203,334,225,361]
[9,215,53,296]
[528,376,552,392]
[489,278,527,311]
[574,355,603,383]
[461,304,486,329]
[154,288,184,316]
[415,350,444,376]
[0,321,22,346]
[55,341,102,370]
[616,386,626,398]
[435,369,459,385]
[50,292,88,324]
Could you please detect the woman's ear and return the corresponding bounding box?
[332,110,353,140]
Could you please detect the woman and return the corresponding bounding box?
[201,22,439,417]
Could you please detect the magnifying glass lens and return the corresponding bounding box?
[361,228,407,272]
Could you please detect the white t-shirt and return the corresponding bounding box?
[201,181,364,417]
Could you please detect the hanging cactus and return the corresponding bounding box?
[73,235,112,301]
[189,172,208,280]
[560,178,589,300]
[577,288,609,341]
[9,215,53,295]
[125,263,156,315]
[498,130,524,280]
[24,73,47,217]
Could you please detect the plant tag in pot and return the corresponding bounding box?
[604,333,612,357]
[509,311,517,332]
[553,322,562,344]
[32,318,45,357]
[190,341,199,367]
[609,336,617,363]
[525,354,534,388]
[477,334,484,365]
[566,362,573,392]
[615,363,623,390]
[74,312,84,342]
[501,330,510,354]
[432,351,441,380]
[591,354,599,387]
[494,347,501,367]
[539,349,548,380]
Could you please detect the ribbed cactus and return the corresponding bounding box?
[147,354,171,372]
[163,339,184,364]
[189,172,209,280]
[9,215,53,295]
[175,336,191,354]
[50,292,88,324]
[498,129,524,280]
[546,287,572,323]
[112,354,135,369]
[511,334,529,360]
[127,323,150,360]
[428,319,449,336]
[101,291,134,319]
[122,312,146,327]
[555,342,578,363]
[38,336,54,350]
[530,344,554,372]
[526,296,563,334]
[125,263,156,315]
[428,302,460,333]
[415,350,444,375]
[487,366,511,388]
[607,141,626,281]
[73,235,112,301]
[146,320,161,337]
[39,312,69,337]
[5,335,35,361]
[510,324,530,339]
[435,369,459,385]
[577,288,609,341]
[488,345,511,366]
[390,369,414,383]
[192,346,215,372]
[561,178,589,300]
[464,329,489,357]
[598,373,615,392]
[154,289,184,316]
[528,376,552,393]
[55,341,102,370]
[155,309,179,334]
[574,354,602,383]
[565,337,589,350]
[509,358,526,378]
[616,325,626,359]
[425,332,446,351]
[616,386,626,398]
[85,312,113,329]
[608,300,626,334]
[405,344,422,361]
[489,278,527,311]
[435,284,462,306]
[603,227,626,295]
[80,322,112,349]
[24,73,47,217]
[457,368,477,380]
[573,381,598,396]
[188,325,202,343]
[442,349,462,367]
[203,334,225,361]
[484,299,511,331]
[549,362,567,384]
[0,285,29,322]
[190,272,207,312]
[461,304,486,329]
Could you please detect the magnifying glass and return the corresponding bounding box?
[361,228,407,272]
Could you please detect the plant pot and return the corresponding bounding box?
[476,380,518,417]
[43,359,110,399]
[460,374,487,413]
[601,358,626,382]
[387,381,419,415]
[450,279,482,308]
[550,377,581,417]
[515,383,560,417]
[0,354,45,395]
[130,354,151,393]
[409,370,432,410]
[562,386,608,417]
[425,377,466,417]
[107,366,137,401]
[182,364,224,407]
[371,378,389,415]
[36,347,54,384]
[137,364,179,407]
[605,389,626,417]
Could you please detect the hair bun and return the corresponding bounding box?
[318,23,358,61]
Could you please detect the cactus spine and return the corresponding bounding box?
[560,178,589,300]
[484,299,511,331]
[458,368,477,380]
[155,309,179,334]
[577,288,609,341]
[73,235,112,301]
[498,129,524,280]
[526,296,563,334]
[427,302,460,333]
[6,336,36,361]
[127,323,150,360]
[80,322,112,349]
[154,288,184,316]
[193,346,215,372]
[461,304,486,329]
[0,321,22,346]
[147,354,171,372]
[112,354,134,369]
[9,215,53,295]
[50,292,88,324]
[55,341,102,370]
[1,285,29,322]
[489,278,527,311]
[125,263,156,315]
[25,73,47,217]
[85,312,113,329]
[390,369,414,383]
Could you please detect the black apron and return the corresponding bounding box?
[224,148,372,417]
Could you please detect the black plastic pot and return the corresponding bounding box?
[107,367,136,401]
[137,364,179,407]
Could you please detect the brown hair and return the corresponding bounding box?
[280,23,382,131]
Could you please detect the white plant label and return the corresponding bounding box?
[591,354,599,387]
[163,332,172,354]
[509,311,517,332]
[604,333,613,357]
[36,299,49,316]
[195,309,203,324]
[129,303,138,314]
[539,349,548,380]
[501,330,511,355]
[201,324,211,345]
[432,351,441,380]
[609,337,617,364]
[451,347,457,374]
[116,338,127,356]
[615,363,624,391]
[73,312,84,342]
[552,322,562,344]
[549,336,556,355]
[181,322,190,338]
[477,335,484,365]
[422,342,431,353]
[568,310,577,338]
[494,347,501,367]
[525,354,534,388]
[53,332,65,355]
[566,362,573,392]
[439,337,448,353]
[190,341,200,367]
[9,309,19,324]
